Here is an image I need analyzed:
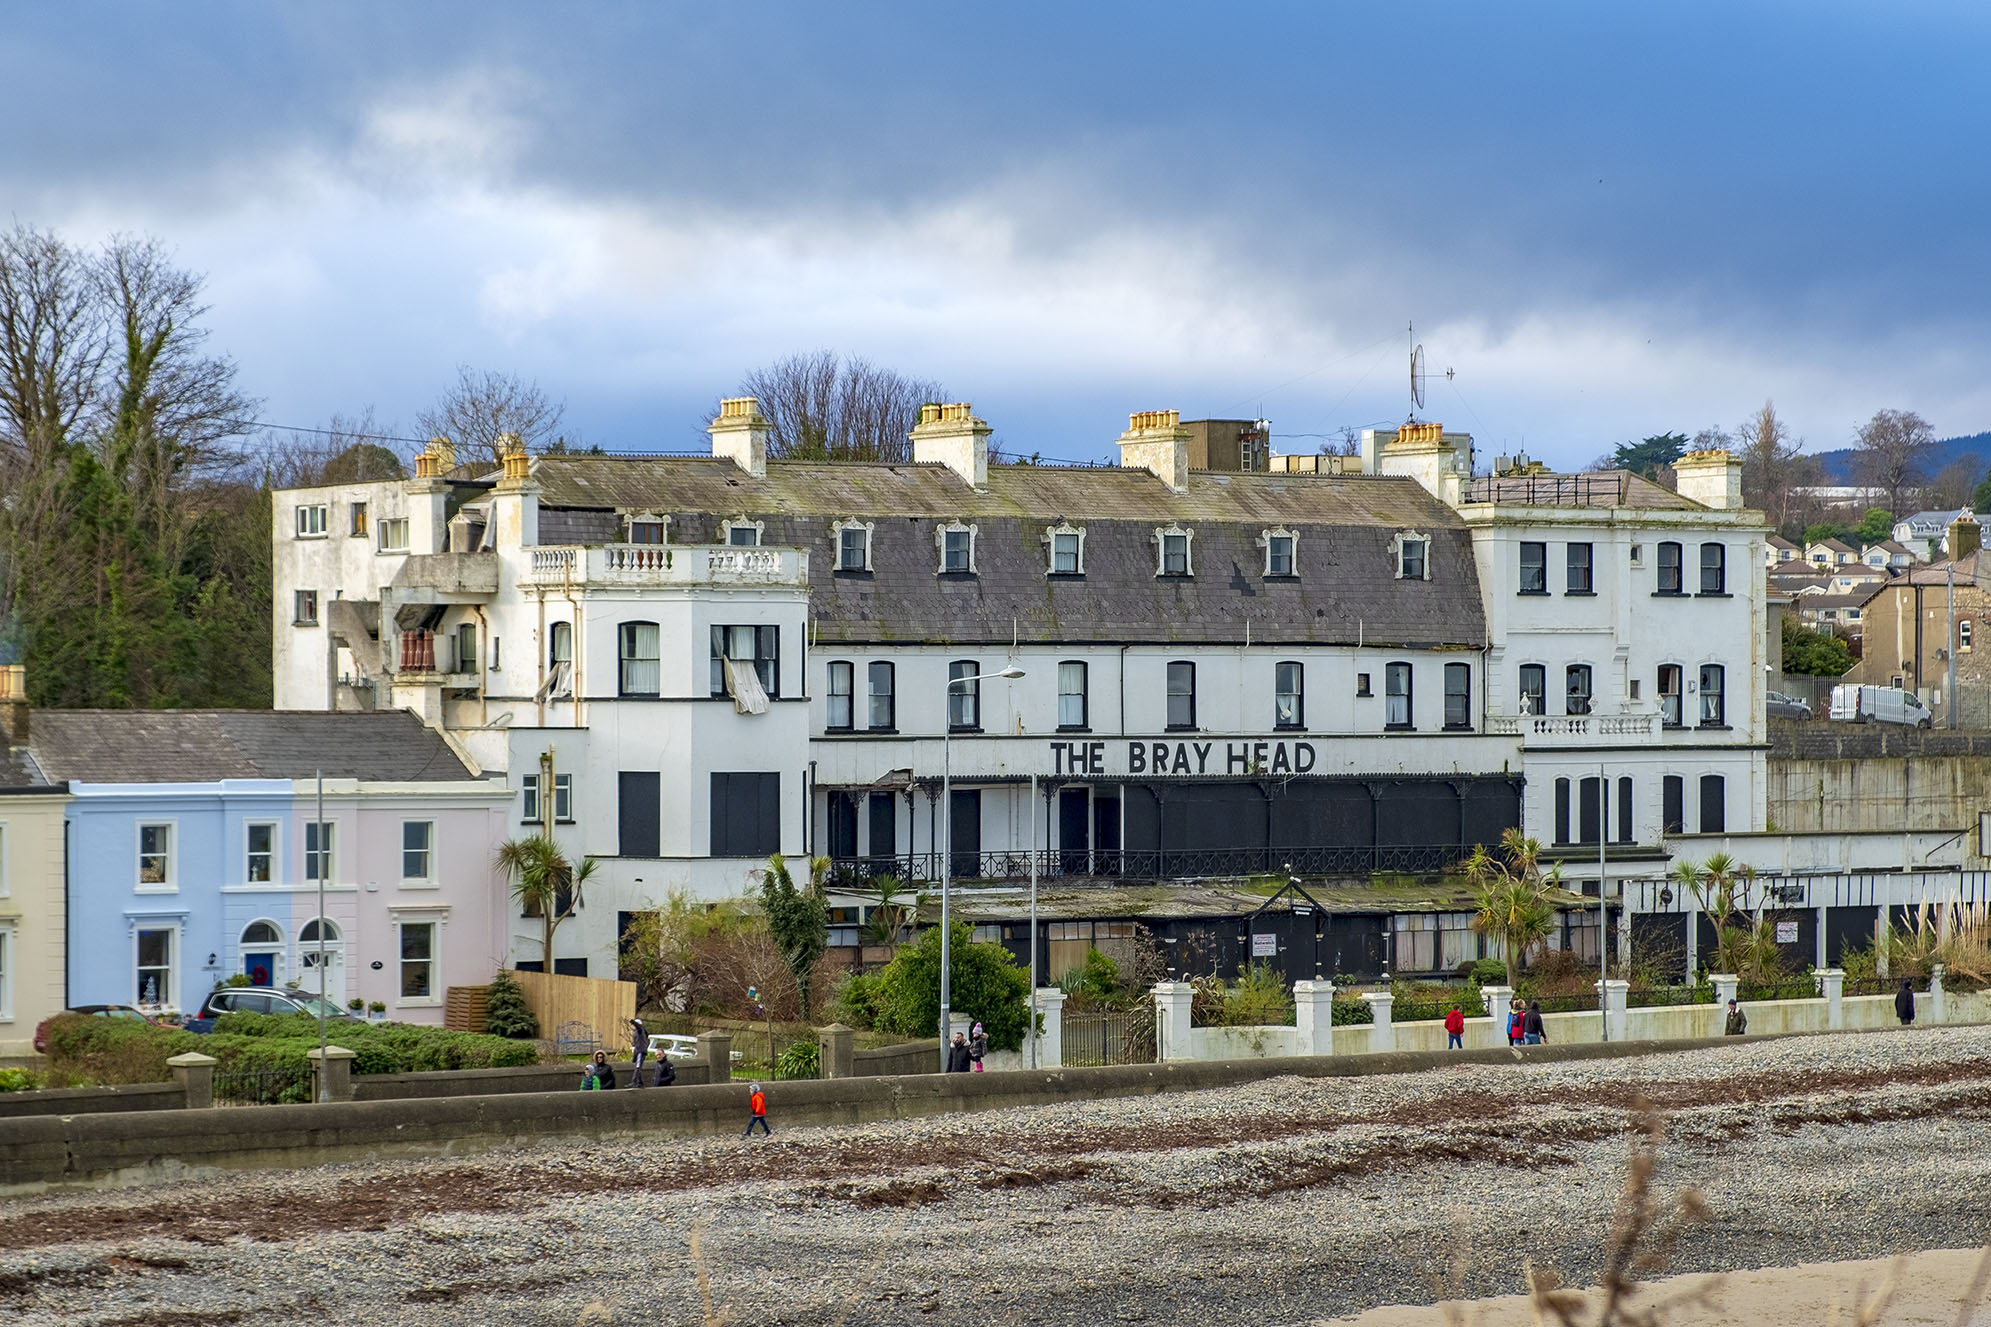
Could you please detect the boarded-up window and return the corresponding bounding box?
[618,772,661,857]
[711,772,781,858]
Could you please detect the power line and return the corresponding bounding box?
[222,417,434,446]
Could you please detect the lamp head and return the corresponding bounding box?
[997,665,1025,679]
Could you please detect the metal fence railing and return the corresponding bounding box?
[828,843,1470,885]
[1521,992,1602,1014]
[1737,977,1821,1002]
[213,1065,313,1105]
[1626,985,1712,1008]
[1843,976,1930,998]
[1062,1011,1156,1066]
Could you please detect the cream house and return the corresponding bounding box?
[0,684,67,1057]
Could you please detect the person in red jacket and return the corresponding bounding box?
[1443,1004,1465,1050]
[743,1082,770,1138]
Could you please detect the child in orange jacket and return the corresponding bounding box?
[743,1081,770,1137]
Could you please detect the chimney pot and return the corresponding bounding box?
[910,402,990,487]
[709,397,769,478]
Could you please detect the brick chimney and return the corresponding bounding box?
[0,664,26,743]
[1949,514,1981,561]
[1674,449,1744,510]
[709,397,769,478]
[911,402,991,488]
[1117,410,1190,493]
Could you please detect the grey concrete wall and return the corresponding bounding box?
[351,1057,714,1101]
[0,1034,1792,1196]
[852,1039,939,1077]
[1768,727,1991,846]
[0,1082,185,1118]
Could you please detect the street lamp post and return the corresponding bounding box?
[939,664,1024,1073]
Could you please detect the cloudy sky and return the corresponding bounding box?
[6,3,1987,467]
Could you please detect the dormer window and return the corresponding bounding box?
[833,518,874,572]
[626,513,669,545]
[1155,526,1194,578]
[1260,528,1297,578]
[1393,530,1430,580]
[1044,523,1086,576]
[722,517,763,547]
[937,522,978,575]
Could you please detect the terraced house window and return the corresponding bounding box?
[135,927,172,1007]
[937,522,978,574]
[295,504,326,537]
[402,821,433,882]
[1166,662,1196,729]
[948,660,981,730]
[1656,542,1683,594]
[1444,663,1471,729]
[1566,664,1593,716]
[1518,664,1546,716]
[399,921,436,1000]
[1263,530,1296,578]
[1275,662,1303,729]
[1566,542,1593,594]
[1059,661,1089,729]
[1047,525,1085,575]
[521,773,573,823]
[1699,664,1725,726]
[619,621,661,696]
[1156,528,1194,577]
[138,824,173,888]
[827,661,854,730]
[246,823,275,883]
[711,625,779,698]
[835,521,872,572]
[1518,541,1547,593]
[376,518,409,553]
[293,591,318,626]
[1700,542,1727,595]
[868,661,896,730]
[305,822,334,883]
[1385,663,1413,729]
[1395,534,1428,580]
[1658,665,1684,727]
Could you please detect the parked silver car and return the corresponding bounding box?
[1766,689,1814,720]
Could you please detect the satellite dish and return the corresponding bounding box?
[1410,344,1427,411]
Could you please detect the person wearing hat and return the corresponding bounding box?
[743,1082,770,1136]
[968,1022,988,1072]
[1724,998,1747,1036]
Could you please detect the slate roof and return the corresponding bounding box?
[520,456,1487,648]
[1464,469,1695,510]
[30,710,477,784]
[0,745,51,789]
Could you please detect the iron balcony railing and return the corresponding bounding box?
[827,843,1466,884]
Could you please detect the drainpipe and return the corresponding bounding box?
[534,590,546,729]
[472,605,491,728]
[62,816,71,1012]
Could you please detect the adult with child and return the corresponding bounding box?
[581,1050,616,1090]
[1507,1001,1528,1047]
[945,1030,972,1072]
[969,1022,989,1072]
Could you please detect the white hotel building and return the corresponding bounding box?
[271,402,1768,978]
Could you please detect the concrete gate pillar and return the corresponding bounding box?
[1293,980,1336,1056]
[1151,981,1194,1062]
[1361,990,1395,1053]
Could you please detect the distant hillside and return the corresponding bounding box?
[1814,432,1991,485]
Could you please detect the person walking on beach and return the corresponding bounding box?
[946,1030,972,1072]
[629,1016,648,1087]
[1896,979,1917,1026]
[969,1022,988,1072]
[1522,1001,1546,1045]
[1508,1001,1528,1046]
[1724,998,1748,1036]
[1444,1004,1465,1050]
[743,1082,771,1137]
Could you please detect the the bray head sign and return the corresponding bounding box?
[1050,738,1319,777]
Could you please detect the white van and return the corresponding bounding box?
[1829,684,1933,728]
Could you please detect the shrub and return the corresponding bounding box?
[1223,962,1295,1026]
[0,1067,38,1092]
[872,922,1030,1051]
[1466,958,1508,987]
[825,969,881,1029]
[483,971,539,1039]
[1331,997,1373,1026]
[773,1039,820,1080]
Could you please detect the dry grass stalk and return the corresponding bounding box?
[1525,1101,1711,1327]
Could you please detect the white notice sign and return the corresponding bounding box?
[1775,921,1799,943]
[1251,933,1277,957]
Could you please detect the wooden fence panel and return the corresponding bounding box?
[506,970,636,1051]
[444,986,489,1034]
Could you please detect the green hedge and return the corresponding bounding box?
[40,1011,540,1087]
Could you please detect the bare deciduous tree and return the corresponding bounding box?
[1923,455,1978,514]
[1728,402,1822,538]
[1856,407,1935,519]
[414,365,569,465]
[731,350,944,461]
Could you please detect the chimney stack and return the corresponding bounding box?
[0,664,26,744]
[1949,514,1981,562]
[709,397,769,478]
[1373,422,1470,506]
[1117,410,1191,493]
[910,402,991,488]
[1674,449,1744,510]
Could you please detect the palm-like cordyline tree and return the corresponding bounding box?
[1465,827,1561,987]
[495,833,597,972]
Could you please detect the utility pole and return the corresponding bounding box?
[1947,560,1959,729]
[316,769,329,1101]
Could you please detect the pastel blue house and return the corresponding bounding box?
[64,779,295,1010]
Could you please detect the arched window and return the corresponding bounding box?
[240,920,282,946]
[299,918,342,944]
